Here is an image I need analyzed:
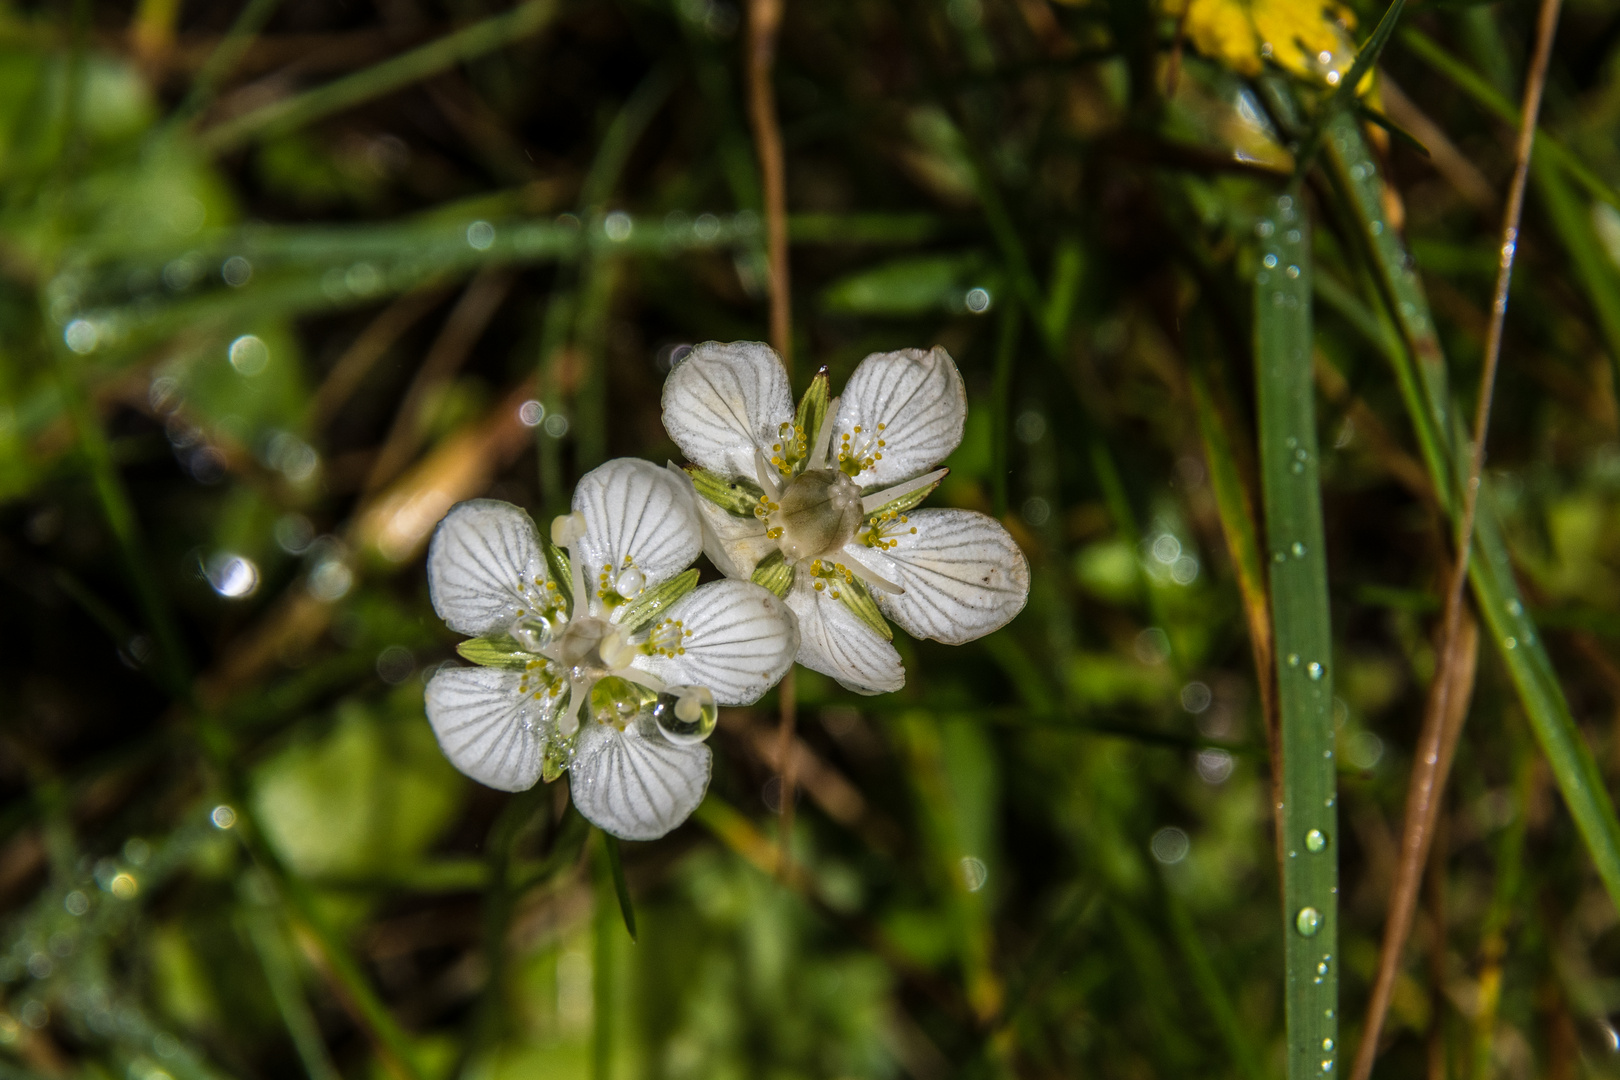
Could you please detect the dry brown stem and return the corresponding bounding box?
[1351,0,1563,1072]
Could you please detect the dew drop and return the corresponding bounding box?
[1295,907,1322,936]
[651,685,719,745]
[1506,599,1523,616]
[1323,1038,1335,1052]
[1503,636,1517,650]
[1317,959,1330,975]
[1286,264,1301,279]
[1264,253,1278,268]
[1322,1059,1335,1073]
[1292,461,1305,474]
[1288,653,1300,667]
[1307,661,1324,680]
[1291,541,1306,557]
[1305,829,1326,852]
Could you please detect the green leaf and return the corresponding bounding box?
[618,569,699,635]
[688,466,763,517]
[835,574,893,642]
[750,550,794,598]
[602,833,637,942]
[794,367,830,471]
[1254,187,1337,1080]
[543,536,573,611]
[455,636,532,670]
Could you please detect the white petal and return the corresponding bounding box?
[831,346,966,488]
[661,341,794,478]
[865,510,1030,644]
[573,458,703,593]
[424,666,551,792]
[636,580,800,706]
[427,499,547,636]
[569,718,711,840]
[695,497,776,579]
[785,575,904,695]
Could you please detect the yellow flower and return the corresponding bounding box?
[1166,0,1359,85]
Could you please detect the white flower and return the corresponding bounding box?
[661,341,1030,694]
[423,458,799,840]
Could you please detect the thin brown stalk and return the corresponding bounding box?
[1351,1,1563,1075]
[309,285,448,428]
[746,0,799,864]
[363,270,512,494]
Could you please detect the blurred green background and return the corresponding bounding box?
[3,0,1620,1077]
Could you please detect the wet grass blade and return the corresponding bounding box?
[1254,187,1338,1080]
[1323,117,1620,908]
[200,0,561,153]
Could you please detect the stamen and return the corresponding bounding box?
[754,447,782,499]
[616,665,667,694]
[551,512,589,613]
[809,395,840,469]
[840,549,905,594]
[861,467,948,515]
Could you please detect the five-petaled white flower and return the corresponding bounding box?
[661,341,1030,694]
[423,458,799,840]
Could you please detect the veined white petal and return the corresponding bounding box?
[661,341,794,479]
[694,497,776,579]
[867,509,1030,644]
[569,718,711,840]
[785,575,904,695]
[635,580,799,705]
[424,666,553,792]
[427,499,547,636]
[831,346,966,488]
[573,458,703,595]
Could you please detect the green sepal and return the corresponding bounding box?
[836,575,893,641]
[688,466,763,517]
[541,740,569,783]
[618,568,700,635]
[456,635,533,670]
[543,536,573,612]
[793,367,831,473]
[750,550,794,598]
[862,470,945,522]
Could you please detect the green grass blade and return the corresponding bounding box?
[240,880,343,1080]
[1324,118,1620,908]
[602,833,637,943]
[200,0,561,153]
[1164,883,1267,1080]
[1254,188,1338,1080]
[1531,155,1620,379]
[1400,27,1620,211]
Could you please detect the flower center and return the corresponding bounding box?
[548,615,634,678]
[762,468,862,563]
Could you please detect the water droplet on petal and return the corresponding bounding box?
[652,685,718,744]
